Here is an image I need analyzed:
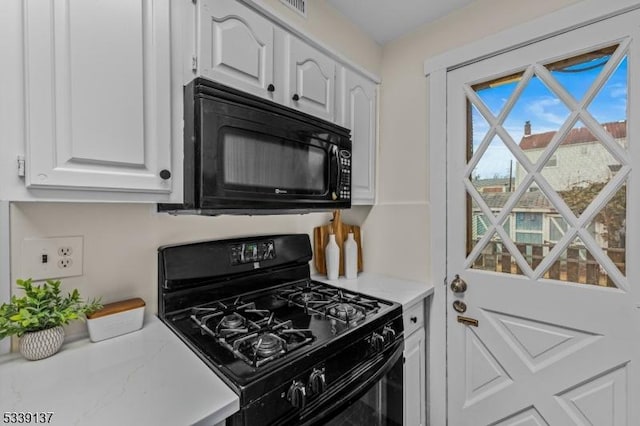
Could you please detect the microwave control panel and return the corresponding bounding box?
[230,240,276,266]
[339,150,351,200]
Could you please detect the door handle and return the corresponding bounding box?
[450,274,467,293]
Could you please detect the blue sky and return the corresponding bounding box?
[470,56,627,180]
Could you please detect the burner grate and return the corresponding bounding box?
[189,298,313,368]
[278,282,381,325]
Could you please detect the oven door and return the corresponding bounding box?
[300,340,404,426]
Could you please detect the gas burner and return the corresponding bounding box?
[329,303,358,321]
[278,282,381,326]
[190,300,267,339]
[294,290,326,305]
[279,282,331,308]
[221,313,245,329]
[298,291,315,303]
[190,299,315,367]
[231,327,312,368]
[252,334,284,357]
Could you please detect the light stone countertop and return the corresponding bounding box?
[0,273,431,425]
[0,316,238,426]
[313,272,434,308]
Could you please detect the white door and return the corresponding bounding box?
[446,11,640,425]
[24,0,172,194]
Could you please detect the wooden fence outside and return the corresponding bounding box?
[472,240,625,287]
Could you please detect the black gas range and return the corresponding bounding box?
[158,234,403,426]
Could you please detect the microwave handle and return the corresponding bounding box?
[329,146,340,200]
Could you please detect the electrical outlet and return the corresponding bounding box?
[58,246,73,257]
[58,258,73,269]
[21,236,83,281]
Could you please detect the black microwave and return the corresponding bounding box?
[159,78,352,215]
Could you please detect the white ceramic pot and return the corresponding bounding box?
[19,326,65,361]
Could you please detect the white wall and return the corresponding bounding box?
[9,203,342,341]
[255,0,382,73]
[361,0,582,283]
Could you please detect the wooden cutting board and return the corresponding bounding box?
[313,210,363,276]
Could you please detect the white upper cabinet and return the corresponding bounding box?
[196,1,347,125]
[198,0,276,100]
[340,68,377,204]
[23,0,173,194]
[287,37,336,122]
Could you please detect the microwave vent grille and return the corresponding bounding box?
[280,0,306,17]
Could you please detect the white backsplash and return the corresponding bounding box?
[9,202,346,343]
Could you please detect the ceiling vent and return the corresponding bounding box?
[280,0,306,18]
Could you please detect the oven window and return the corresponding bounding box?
[324,356,403,426]
[222,127,327,193]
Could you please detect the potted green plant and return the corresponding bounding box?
[0,278,102,360]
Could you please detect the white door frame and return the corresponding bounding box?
[425,1,640,425]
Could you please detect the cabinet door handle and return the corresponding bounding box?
[292,93,300,101]
[267,84,275,92]
[159,169,171,180]
[410,316,417,323]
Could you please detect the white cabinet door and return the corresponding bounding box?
[23,0,172,194]
[199,0,275,100]
[404,328,426,426]
[288,37,335,121]
[342,69,377,204]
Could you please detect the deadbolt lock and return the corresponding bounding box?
[453,300,467,313]
[450,274,468,293]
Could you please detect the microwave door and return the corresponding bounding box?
[219,127,329,197]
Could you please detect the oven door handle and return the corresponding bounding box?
[299,340,404,425]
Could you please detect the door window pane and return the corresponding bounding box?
[587,182,627,278]
[472,232,524,275]
[465,45,627,287]
[546,45,617,103]
[539,121,623,218]
[588,56,628,138]
[542,237,616,287]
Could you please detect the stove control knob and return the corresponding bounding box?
[287,380,307,410]
[371,332,385,353]
[309,368,326,395]
[382,326,396,343]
